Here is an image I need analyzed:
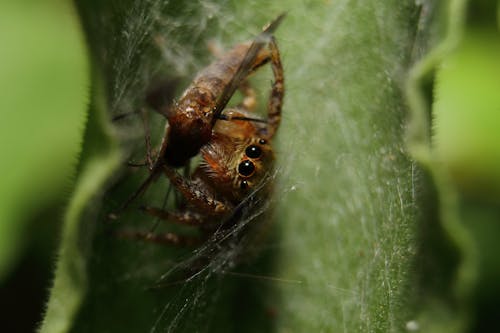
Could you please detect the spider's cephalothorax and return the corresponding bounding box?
[119,15,285,246]
[198,109,275,203]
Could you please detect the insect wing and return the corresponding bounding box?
[211,13,286,125]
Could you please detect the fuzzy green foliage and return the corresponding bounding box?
[407,0,500,331]
[1,0,497,332]
[0,0,88,281]
[41,1,423,331]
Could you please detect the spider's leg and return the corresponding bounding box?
[235,44,280,113]
[108,166,162,219]
[142,206,206,226]
[110,107,156,169]
[110,123,173,218]
[163,165,233,216]
[139,107,156,170]
[263,36,284,139]
[236,79,257,112]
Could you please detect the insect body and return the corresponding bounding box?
[160,40,270,167]
[156,13,285,168]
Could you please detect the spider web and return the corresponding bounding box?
[76,1,299,332]
[73,0,430,332]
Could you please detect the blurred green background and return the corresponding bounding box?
[0,0,88,331]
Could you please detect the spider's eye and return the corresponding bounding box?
[259,139,267,145]
[240,180,249,189]
[238,160,255,177]
[245,145,262,159]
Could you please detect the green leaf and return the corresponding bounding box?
[407,0,500,331]
[0,0,89,281]
[39,71,121,332]
[42,0,490,332]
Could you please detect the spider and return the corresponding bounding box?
[118,14,285,245]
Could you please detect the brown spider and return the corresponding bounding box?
[119,15,285,246]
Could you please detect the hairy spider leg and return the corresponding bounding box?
[117,229,200,246]
[142,207,205,226]
[162,165,233,216]
[236,80,257,112]
[209,13,285,126]
[217,36,284,137]
[208,41,258,113]
[263,36,283,139]
[134,165,233,243]
[140,107,155,169]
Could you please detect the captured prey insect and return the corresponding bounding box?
[116,14,285,245]
[159,13,286,168]
[116,13,286,211]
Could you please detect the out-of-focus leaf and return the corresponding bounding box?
[407,0,500,331]
[39,0,461,332]
[0,0,88,280]
[39,74,121,333]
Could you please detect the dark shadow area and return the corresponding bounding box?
[0,207,60,333]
